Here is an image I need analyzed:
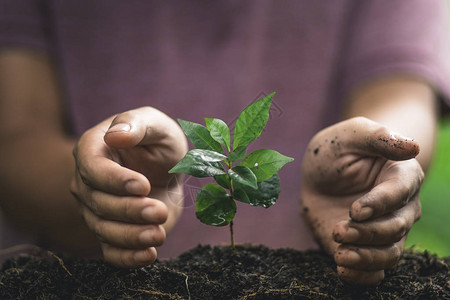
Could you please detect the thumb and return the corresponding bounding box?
[369,130,420,161]
[103,107,172,149]
[343,117,420,161]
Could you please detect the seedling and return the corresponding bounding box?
[169,93,294,249]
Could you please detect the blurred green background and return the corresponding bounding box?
[405,0,450,258]
[405,118,450,257]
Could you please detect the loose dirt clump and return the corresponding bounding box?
[0,245,448,299]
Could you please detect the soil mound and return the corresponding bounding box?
[0,245,448,299]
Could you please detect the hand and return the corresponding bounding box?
[301,117,423,285]
[71,107,187,268]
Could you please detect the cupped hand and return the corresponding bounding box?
[71,107,187,268]
[301,117,423,285]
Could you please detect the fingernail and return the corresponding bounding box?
[134,249,152,263]
[125,180,145,195]
[391,131,414,142]
[107,123,131,133]
[346,250,360,263]
[359,206,374,220]
[139,230,154,244]
[345,227,360,242]
[141,206,156,222]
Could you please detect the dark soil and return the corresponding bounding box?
[0,245,448,299]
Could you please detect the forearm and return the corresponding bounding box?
[0,129,183,254]
[0,50,99,253]
[0,133,100,253]
[343,76,437,171]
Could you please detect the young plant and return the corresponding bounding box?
[169,93,294,249]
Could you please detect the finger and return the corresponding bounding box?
[339,117,420,161]
[101,243,157,268]
[74,133,151,196]
[104,106,181,149]
[334,241,404,271]
[78,186,168,224]
[350,160,423,221]
[81,204,166,248]
[333,199,420,245]
[337,266,385,285]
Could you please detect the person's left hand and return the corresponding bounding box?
[301,117,423,285]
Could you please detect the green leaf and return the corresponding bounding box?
[169,150,226,177]
[214,174,231,189]
[233,92,274,150]
[241,149,294,182]
[205,118,231,152]
[228,165,257,189]
[233,174,280,208]
[196,184,236,226]
[232,188,250,204]
[229,146,247,162]
[186,149,227,162]
[178,119,223,153]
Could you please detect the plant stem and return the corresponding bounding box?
[230,221,235,252]
[225,163,236,252]
[225,158,232,169]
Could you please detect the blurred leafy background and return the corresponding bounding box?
[405,118,450,256]
[404,0,450,259]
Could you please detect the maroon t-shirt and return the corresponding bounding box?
[1,0,449,258]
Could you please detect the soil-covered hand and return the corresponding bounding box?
[301,117,423,285]
[71,107,187,268]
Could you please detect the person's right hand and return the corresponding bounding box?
[71,106,188,268]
